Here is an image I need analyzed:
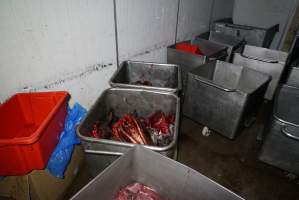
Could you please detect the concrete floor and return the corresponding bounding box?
[66,103,299,200]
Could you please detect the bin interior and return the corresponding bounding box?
[190,61,270,93]
[192,38,227,57]
[0,92,66,141]
[79,89,177,139]
[71,146,243,200]
[275,86,299,126]
[243,45,288,63]
[209,31,244,47]
[112,61,179,89]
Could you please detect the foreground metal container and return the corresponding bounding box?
[259,85,299,175]
[286,66,299,87]
[167,38,227,92]
[77,88,180,158]
[71,146,244,200]
[213,18,279,48]
[233,45,288,100]
[109,60,182,94]
[207,31,245,62]
[184,60,270,139]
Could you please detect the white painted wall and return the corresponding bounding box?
[0,0,235,107]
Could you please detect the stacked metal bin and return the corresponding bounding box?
[167,38,228,92]
[213,18,279,48]
[259,85,299,175]
[183,60,271,139]
[71,146,244,200]
[207,31,245,62]
[233,45,288,100]
[77,60,181,175]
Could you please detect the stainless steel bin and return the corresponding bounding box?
[76,88,180,158]
[233,45,288,100]
[286,67,299,87]
[167,38,228,92]
[184,60,271,139]
[259,85,299,175]
[109,60,182,94]
[71,146,244,200]
[213,18,279,48]
[207,31,245,62]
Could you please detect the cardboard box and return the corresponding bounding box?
[0,145,84,200]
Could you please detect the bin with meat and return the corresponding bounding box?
[76,88,180,158]
[89,110,175,147]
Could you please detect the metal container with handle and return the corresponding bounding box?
[259,85,299,175]
[109,60,182,94]
[71,146,244,200]
[213,18,279,48]
[207,31,245,62]
[233,45,288,100]
[76,88,180,158]
[184,60,271,139]
[167,38,228,92]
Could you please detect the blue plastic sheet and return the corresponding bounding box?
[47,103,86,178]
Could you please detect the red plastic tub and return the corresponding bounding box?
[0,91,69,176]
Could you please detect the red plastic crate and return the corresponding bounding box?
[0,91,69,176]
[175,42,204,55]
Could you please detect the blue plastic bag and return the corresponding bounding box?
[47,103,86,178]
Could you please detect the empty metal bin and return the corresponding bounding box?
[233,45,288,100]
[109,60,181,94]
[184,60,271,139]
[76,88,180,158]
[71,146,244,200]
[167,38,228,92]
[213,18,279,48]
[259,85,299,175]
[208,31,245,62]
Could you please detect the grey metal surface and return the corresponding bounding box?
[286,67,299,88]
[76,88,180,158]
[213,18,279,48]
[208,31,245,62]
[109,60,182,94]
[167,38,228,92]
[259,85,299,175]
[233,45,288,100]
[71,146,244,200]
[183,60,270,139]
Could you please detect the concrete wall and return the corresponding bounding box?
[0,0,234,107]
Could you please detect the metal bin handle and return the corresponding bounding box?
[240,53,279,64]
[193,77,236,92]
[85,149,124,156]
[225,23,253,30]
[281,125,299,141]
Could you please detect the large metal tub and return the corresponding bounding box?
[213,18,279,48]
[71,146,244,200]
[207,31,245,62]
[286,67,299,87]
[233,45,288,100]
[259,85,299,175]
[184,60,271,139]
[167,38,228,92]
[109,60,181,94]
[77,88,180,158]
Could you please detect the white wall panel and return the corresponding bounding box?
[0,0,116,106]
[176,0,214,42]
[116,0,178,61]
